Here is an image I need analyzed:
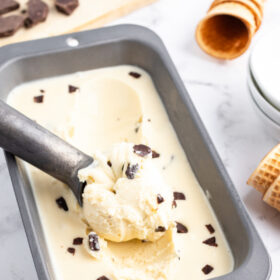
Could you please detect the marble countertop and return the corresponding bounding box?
[1,0,280,279]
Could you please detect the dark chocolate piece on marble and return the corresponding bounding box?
[24,0,49,28]
[0,0,20,16]
[0,15,24,38]
[55,0,79,16]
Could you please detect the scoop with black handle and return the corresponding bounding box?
[0,100,93,206]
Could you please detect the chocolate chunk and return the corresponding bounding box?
[202,265,214,275]
[205,224,215,234]
[24,0,49,28]
[129,71,141,79]
[40,89,45,93]
[33,95,44,103]
[133,144,151,157]
[55,0,79,15]
[176,222,188,233]
[152,150,160,158]
[97,277,110,280]
[135,127,139,133]
[155,226,166,232]
[107,160,112,167]
[173,192,186,200]
[21,9,26,14]
[88,233,100,251]
[203,237,218,247]
[0,0,20,16]
[172,200,177,208]
[73,237,83,245]
[68,84,79,93]
[157,194,164,204]
[56,197,68,211]
[67,247,75,255]
[0,15,24,38]
[125,163,139,179]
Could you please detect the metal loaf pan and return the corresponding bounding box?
[0,25,271,280]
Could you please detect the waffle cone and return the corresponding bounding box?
[196,2,258,59]
[209,0,263,30]
[247,144,280,194]
[251,0,266,13]
[263,175,280,212]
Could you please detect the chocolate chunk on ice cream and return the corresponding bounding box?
[133,144,151,157]
[33,95,44,103]
[88,232,100,251]
[0,0,20,16]
[202,264,214,275]
[129,71,141,78]
[55,0,79,15]
[125,163,139,179]
[0,15,24,38]
[173,191,186,200]
[203,237,218,247]
[67,247,75,255]
[68,84,79,93]
[24,0,49,28]
[73,237,83,245]
[206,224,215,234]
[176,222,188,233]
[55,197,68,211]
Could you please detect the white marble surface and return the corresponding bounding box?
[1,0,280,279]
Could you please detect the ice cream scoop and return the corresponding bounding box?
[0,100,93,205]
[79,143,174,242]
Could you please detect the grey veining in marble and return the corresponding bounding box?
[1,0,280,279]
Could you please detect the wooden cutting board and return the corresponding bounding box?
[0,0,156,47]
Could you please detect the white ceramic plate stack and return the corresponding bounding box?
[248,29,280,140]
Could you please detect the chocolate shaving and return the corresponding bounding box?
[73,237,83,245]
[0,15,24,38]
[33,95,44,103]
[176,222,188,233]
[97,277,110,280]
[88,233,100,251]
[157,194,164,204]
[172,200,177,208]
[155,226,166,232]
[133,144,151,157]
[24,0,49,28]
[56,197,68,211]
[55,0,79,15]
[203,237,218,247]
[202,264,213,275]
[173,192,186,200]
[129,71,141,79]
[152,150,160,158]
[0,0,20,16]
[107,160,112,167]
[205,224,215,234]
[67,247,75,255]
[68,84,79,93]
[125,163,139,179]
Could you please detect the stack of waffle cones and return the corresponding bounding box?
[247,144,280,211]
[196,0,266,59]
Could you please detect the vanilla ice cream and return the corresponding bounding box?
[7,65,233,280]
[80,142,174,242]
